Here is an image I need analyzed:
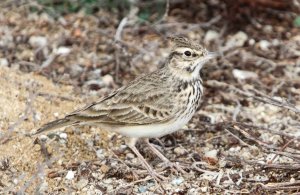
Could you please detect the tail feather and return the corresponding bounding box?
[33,117,77,135]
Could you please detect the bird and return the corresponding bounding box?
[33,36,218,181]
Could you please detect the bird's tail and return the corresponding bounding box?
[33,117,78,135]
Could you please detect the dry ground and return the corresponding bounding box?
[0,1,300,194]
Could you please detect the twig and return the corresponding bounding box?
[115,17,128,41]
[261,180,300,191]
[269,138,297,163]
[39,53,58,70]
[206,80,300,114]
[224,128,250,147]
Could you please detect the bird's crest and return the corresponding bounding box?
[168,36,204,51]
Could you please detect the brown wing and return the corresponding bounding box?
[68,70,175,125]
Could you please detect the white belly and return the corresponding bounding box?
[102,115,192,138]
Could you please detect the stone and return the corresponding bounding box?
[174,147,186,155]
[204,30,219,44]
[225,31,248,49]
[232,69,258,80]
[29,36,47,48]
[258,40,271,51]
[0,58,8,67]
[65,170,75,180]
[203,149,218,165]
[102,74,114,87]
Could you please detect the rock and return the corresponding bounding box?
[0,58,8,67]
[100,164,110,173]
[171,177,184,185]
[258,40,271,51]
[203,149,218,165]
[225,31,248,49]
[174,147,186,155]
[143,54,151,62]
[56,47,71,56]
[272,39,280,46]
[290,177,296,183]
[65,170,75,180]
[29,36,47,48]
[248,39,255,46]
[204,30,219,44]
[102,74,114,87]
[138,185,148,193]
[126,152,135,159]
[263,25,273,34]
[232,69,258,80]
[59,133,67,139]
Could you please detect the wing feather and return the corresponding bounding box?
[67,70,175,126]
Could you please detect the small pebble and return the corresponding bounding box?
[56,47,71,56]
[96,150,105,160]
[204,30,219,44]
[272,39,280,46]
[263,25,273,34]
[138,185,148,193]
[119,144,127,150]
[53,112,59,117]
[29,36,47,48]
[126,152,135,159]
[200,186,208,192]
[0,58,8,67]
[102,74,114,87]
[203,149,219,165]
[174,147,186,155]
[143,54,151,62]
[100,164,109,173]
[290,178,296,183]
[103,178,112,184]
[34,112,41,121]
[39,135,48,141]
[253,175,268,182]
[225,31,248,49]
[232,69,258,80]
[13,178,18,185]
[171,177,184,185]
[59,133,67,139]
[65,170,75,180]
[258,40,271,51]
[248,39,255,46]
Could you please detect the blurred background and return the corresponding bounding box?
[0,0,300,194]
[1,0,299,93]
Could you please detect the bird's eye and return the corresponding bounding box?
[184,51,191,56]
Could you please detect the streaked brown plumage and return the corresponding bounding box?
[34,36,218,180]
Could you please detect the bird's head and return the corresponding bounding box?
[167,36,218,80]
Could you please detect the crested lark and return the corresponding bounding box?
[34,36,218,180]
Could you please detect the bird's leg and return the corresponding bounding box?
[144,138,186,174]
[126,137,166,181]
